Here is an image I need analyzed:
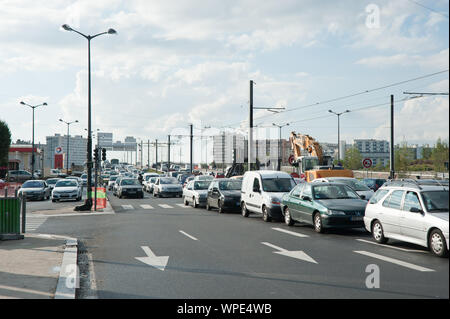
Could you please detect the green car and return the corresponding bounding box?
[281,182,368,233]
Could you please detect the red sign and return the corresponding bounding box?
[54,154,64,169]
[363,158,373,168]
[290,172,299,178]
[288,155,295,165]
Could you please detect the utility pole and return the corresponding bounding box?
[168,135,171,172]
[390,95,395,180]
[247,80,284,172]
[222,131,225,174]
[248,80,253,172]
[147,139,150,169]
[190,124,193,174]
[155,139,158,169]
[140,140,143,169]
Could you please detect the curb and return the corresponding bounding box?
[54,237,79,299]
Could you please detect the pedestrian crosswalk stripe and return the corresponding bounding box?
[140,204,154,209]
[121,205,133,210]
[176,204,190,208]
[158,204,173,209]
[21,216,48,232]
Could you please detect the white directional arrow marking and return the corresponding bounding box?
[135,246,169,271]
[261,242,317,264]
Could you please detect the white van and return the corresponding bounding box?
[241,170,296,222]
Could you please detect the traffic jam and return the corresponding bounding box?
[105,157,449,258]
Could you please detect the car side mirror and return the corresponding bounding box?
[359,195,366,200]
[301,195,311,201]
[410,207,423,214]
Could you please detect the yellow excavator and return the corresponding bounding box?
[289,131,353,182]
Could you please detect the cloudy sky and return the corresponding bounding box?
[0,0,448,163]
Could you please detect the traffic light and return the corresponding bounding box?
[102,148,106,161]
[93,148,99,162]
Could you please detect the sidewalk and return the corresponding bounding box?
[0,234,70,299]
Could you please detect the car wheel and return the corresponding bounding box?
[284,207,295,226]
[218,200,224,214]
[372,220,388,244]
[313,212,324,233]
[262,206,272,222]
[241,202,249,217]
[193,198,199,208]
[429,229,448,258]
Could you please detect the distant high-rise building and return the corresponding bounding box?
[97,132,113,150]
[354,139,389,167]
[44,134,87,169]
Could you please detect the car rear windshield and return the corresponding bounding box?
[262,178,295,192]
[121,179,140,186]
[109,176,118,181]
[313,184,360,200]
[194,181,211,190]
[160,178,178,184]
[55,180,78,187]
[421,191,449,212]
[22,181,44,188]
[334,179,371,191]
[219,180,242,190]
[47,179,59,185]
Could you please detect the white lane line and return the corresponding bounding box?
[179,230,198,241]
[158,204,173,209]
[176,204,190,208]
[121,205,133,210]
[354,251,435,272]
[140,204,154,209]
[356,239,428,253]
[272,227,309,238]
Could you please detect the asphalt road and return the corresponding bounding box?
[33,190,449,299]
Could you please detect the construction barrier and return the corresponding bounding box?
[0,183,22,198]
[0,196,25,240]
[91,187,107,210]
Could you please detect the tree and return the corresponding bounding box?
[343,147,363,170]
[0,120,12,175]
[395,143,412,173]
[431,138,449,173]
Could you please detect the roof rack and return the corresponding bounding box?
[384,178,449,190]
[383,179,422,190]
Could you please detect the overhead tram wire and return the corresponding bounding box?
[217,69,449,129]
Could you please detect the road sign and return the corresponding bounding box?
[363,158,373,168]
[55,146,63,154]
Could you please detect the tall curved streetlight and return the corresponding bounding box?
[20,101,47,179]
[59,119,78,174]
[62,24,116,209]
[328,109,350,164]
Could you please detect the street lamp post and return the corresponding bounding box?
[59,119,78,174]
[20,101,47,179]
[272,123,290,171]
[63,24,116,210]
[328,109,350,164]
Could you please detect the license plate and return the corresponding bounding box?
[351,216,363,221]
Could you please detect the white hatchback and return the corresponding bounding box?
[364,180,449,257]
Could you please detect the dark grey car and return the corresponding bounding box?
[18,180,51,201]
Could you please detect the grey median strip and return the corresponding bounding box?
[54,238,79,299]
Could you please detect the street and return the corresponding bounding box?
[28,191,448,299]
